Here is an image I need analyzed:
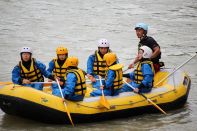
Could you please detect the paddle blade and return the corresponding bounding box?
[0,81,13,86]
[99,94,110,109]
[43,83,52,87]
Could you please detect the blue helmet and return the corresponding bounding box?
[135,23,148,31]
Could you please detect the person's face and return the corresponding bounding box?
[138,49,144,60]
[99,47,108,55]
[136,29,145,38]
[21,53,31,61]
[58,54,67,60]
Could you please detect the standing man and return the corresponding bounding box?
[128,23,161,72]
[12,47,55,90]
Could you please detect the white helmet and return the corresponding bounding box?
[21,47,32,54]
[98,38,110,48]
[140,46,152,58]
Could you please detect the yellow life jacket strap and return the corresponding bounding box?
[134,63,142,84]
[134,60,154,84]
[32,59,42,81]
[19,58,37,77]
[92,51,106,77]
[19,62,27,79]
[141,60,155,74]
[113,69,123,88]
[53,59,67,77]
[19,58,44,82]
[106,65,123,94]
[66,69,86,95]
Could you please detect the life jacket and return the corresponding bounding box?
[52,58,67,77]
[66,69,86,95]
[19,58,44,82]
[106,64,123,92]
[93,50,110,77]
[134,60,155,84]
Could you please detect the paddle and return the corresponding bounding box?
[31,79,105,84]
[56,78,74,126]
[0,79,105,86]
[98,76,110,109]
[86,78,105,83]
[123,60,136,73]
[123,80,167,114]
[155,52,197,87]
[123,68,129,73]
[31,82,56,84]
[123,65,135,73]
[0,81,13,86]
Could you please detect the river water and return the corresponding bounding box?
[0,0,197,130]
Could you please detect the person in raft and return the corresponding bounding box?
[47,46,68,94]
[86,39,112,88]
[53,56,87,101]
[12,47,55,90]
[128,23,162,73]
[90,52,123,96]
[120,46,155,93]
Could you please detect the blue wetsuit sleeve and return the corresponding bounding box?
[129,72,135,81]
[63,73,77,95]
[87,55,95,75]
[141,64,154,87]
[36,61,52,78]
[12,65,22,84]
[47,60,55,73]
[105,70,115,89]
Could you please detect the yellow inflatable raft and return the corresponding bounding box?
[0,69,191,124]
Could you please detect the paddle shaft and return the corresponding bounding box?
[155,52,197,87]
[140,94,167,114]
[31,82,56,84]
[31,78,105,84]
[86,78,105,83]
[0,81,55,86]
[123,68,129,73]
[123,67,135,73]
[98,76,111,109]
[123,80,167,114]
[98,76,105,98]
[99,76,104,95]
[99,76,103,86]
[56,78,74,127]
[0,81,13,86]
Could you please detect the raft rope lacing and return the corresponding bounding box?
[76,89,179,109]
[7,82,186,110]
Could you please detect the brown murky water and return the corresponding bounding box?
[0,0,197,130]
